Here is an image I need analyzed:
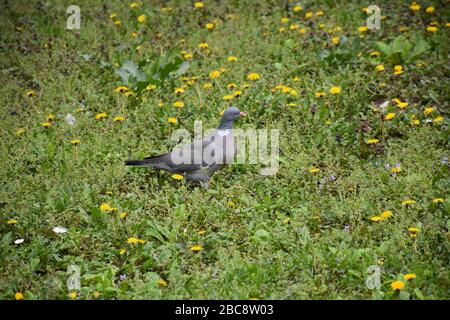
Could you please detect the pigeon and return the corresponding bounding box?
[125,106,246,187]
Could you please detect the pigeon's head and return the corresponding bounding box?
[222,106,246,121]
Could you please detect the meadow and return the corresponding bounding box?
[0,0,449,300]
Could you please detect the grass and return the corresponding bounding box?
[0,0,449,300]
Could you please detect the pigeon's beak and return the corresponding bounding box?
[239,111,247,117]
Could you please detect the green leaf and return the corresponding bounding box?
[375,41,392,56]
[254,229,270,240]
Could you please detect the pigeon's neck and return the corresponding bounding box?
[218,119,234,130]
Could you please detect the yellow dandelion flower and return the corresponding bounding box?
[137,14,146,23]
[394,65,403,75]
[203,83,213,90]
[398,102,408,109]
[289,24,299,30]
[100,203,114,212]
[95,112,107,120]
[227,201,235,208]
[380,210,393,219]
[171,174,184,180]
[70,139,81,145]
[370,216,382,222]
[281,17,289,23]
[46,114,55,121]
[168,117,178,124]
[109,13,117,19]
[247,72,260,81]
[409,2,420,11]
[41,122,52,128]
[26,90,36,97]
[223,95,234,101]
[119,248,126,255]
[391,280,405,291]
[198,229,206,235]
[131,31,138,38]
[384,112,396,121]
[358,26,368,33]
[426,26,437,33]
[113,116,125,122]
[119,212,127,219]
[411,119,420,125]
[433,115,444,123]
[15,128,26,136]
[157,279,168,287]
[315,92,326,98]
[367,139,379,144]
[390,167,401,174]
[174,87,185,94]
[309,167,320,174]
[293,5,302,12]
[329,86,341,94]
[183,53,193,60]
[114,20,121,26]
[402,199,416,206]
[316,11,324,16]
[15,292,24,300]
[332,37,340,45]
[7,219,18,225]
[173,101,184,108]
[115,86,129,93]
[404,273,417,280]
[408,227,420,237]
[194,2,204,8]
[432,198,444,203]
[205,23,214,30]
[190,245,202,252]
[130,2,139,8]
[293,77,301,82]
[423,107,434,115]
[68,291,77,299]
[305,12,313,19]
[198,43,209,49]
[209,70,221,79]
[425,6,434,13]
[227,56,237,62]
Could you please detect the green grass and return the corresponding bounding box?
[0,0,449,300]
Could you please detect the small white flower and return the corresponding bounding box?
[14,239,24,244]
[53,226,68,234]
[65,114,76,126]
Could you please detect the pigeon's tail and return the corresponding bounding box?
[124,155,167,167]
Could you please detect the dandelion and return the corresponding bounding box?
[95,112,107,120]
[423,107,434,115]
[124,91,134,97]
[293,5,302,12]
[384,113,396,121]
[194,2,204,8]
[433,115,444,123]
[316,11,324,16]
[198,43,209,49]
[100,203,114,212]
[70,139,81,145]
[127,237,145,245]
[329,86,341,94]
[172,174,184,180]
[367,139,379,144]
[167,117,178,124]
[227,201,235,208]
[15,128,26,136]
[305,12,313,19]
[119,249,126,255]
[375,64,385,72]
[411,119,420,125]
[115,86,129,93]
[309,167,320,174]
[173,101,184,108]
[432,198,444,203]
[370,51,381,57]
[380,210,393,219]
[358,26,368,33]
[209,70,221,79]
[137,14,146,23]
[26,90,36,97]
[404,273,417,280]
[68,291,77,299]
[190,245,202,252]
[41,122,52,128]
[203,83,213,90]
[247,73,260,81]
[227,56,237,62]
[205,23,214,30]
[397,101,408,109]
[7,219,17,225]
[402,199,416,206]
[289,24,299,30]
[370,216,382,222]
[409,2,420,11]
[390,167,401,174]
[281,17,289,23]
[130,2,139,8]
[114,20,121,26]
[223,95,234,101]
[293,77,301,82]
[113,116,125,122]
[146,84,156,91]
[391,280,405,291]
[119,212,127,219]
[315,92,326,98]
[157,279,168,287]
[425,6,434,13]
[131,31,138,38]
[174,87,185,94]
[426,26,437,32]
[394,65,403,75]
[331,37,340,45]
[46,114,55,121]
[198,229,206,235]
[15,292,24,300]
[408,227,420,237]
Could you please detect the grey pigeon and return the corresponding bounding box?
[125,106,246,187]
